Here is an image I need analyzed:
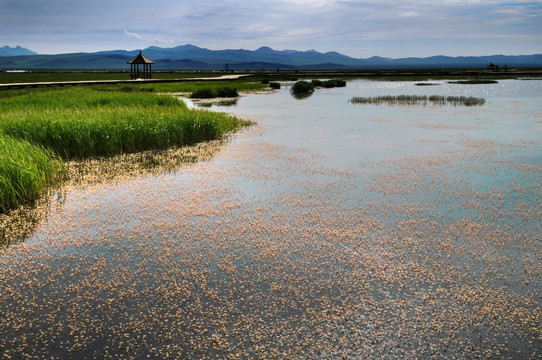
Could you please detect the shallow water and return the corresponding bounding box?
[1,79,541,359]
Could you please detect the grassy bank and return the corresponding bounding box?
[0,86,251,212]
[93,80,266,95]
[0,87,249,159]
[0,136,63,213]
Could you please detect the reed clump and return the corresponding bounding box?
[190,87,239,99]
[448,80,498,84]
[292,79,349,99]
[0,135,63,213]
[311,79,347,88]
[321,79,347,88]
[350,95,486,106]
[292,81,315,95]
[0,87,250,211]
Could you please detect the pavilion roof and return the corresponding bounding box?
[127,51,155,64]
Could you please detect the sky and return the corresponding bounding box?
[1,0,541,58]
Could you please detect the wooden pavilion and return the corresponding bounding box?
[127,51,155,79]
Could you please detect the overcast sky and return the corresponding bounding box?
[1,0,541,58]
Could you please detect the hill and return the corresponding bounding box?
[0,45,37,57]
[1,44,541,70]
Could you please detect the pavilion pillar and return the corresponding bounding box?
[127,51,154,80]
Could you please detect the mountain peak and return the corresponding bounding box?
[0,45,37,56]
[256,46,274,53]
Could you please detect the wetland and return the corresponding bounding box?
[0,78,541,359]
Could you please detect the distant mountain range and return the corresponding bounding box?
[1,44,541,70]
[0,45,37,56]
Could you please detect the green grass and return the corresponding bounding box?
[0,87,249,159]
[350,95,486,106]
[0,71,223,84]
[93,80,265,94]
[0,86,252,212]
[0,135,63,213]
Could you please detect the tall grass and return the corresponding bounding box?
[0,87,248,159]
[0,86,250,211]
[350,95,486,106]
[0,135,63,213]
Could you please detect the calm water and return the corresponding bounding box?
[1,79,541,359]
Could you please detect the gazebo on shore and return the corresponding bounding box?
[127,51,155,79]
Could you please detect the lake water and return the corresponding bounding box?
[1,79,541,359]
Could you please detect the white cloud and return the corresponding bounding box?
[124,30,142,40]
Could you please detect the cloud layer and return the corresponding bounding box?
[1,0,541,57]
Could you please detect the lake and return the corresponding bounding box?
[1,79,541,359]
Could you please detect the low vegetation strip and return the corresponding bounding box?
[0,86,250,212]
[190,87,239,99]
[0,135,63,213]
[448,80,498,84]
[350,95,486,106]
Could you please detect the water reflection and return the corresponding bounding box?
[0,196,51,247]
[196,99,238,108]
[290,91,314,100]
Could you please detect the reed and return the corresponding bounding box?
[448,80,498,84]
[291,81,315,94]
[0,87,248,159]
[321,79,346,88]
[97,81,265,94]
[0,86,250,211]
[0,135,63,213]
[350,95,486,106]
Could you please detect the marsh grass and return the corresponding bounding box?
[190,87,239,99]
[448,80,499,84]
[0,86,250,211]
[350,95,486,106]
[95,81,265,94]
[0,87,248,159]
[320,79,347,88]
[292,81,315,94]
[0,135,63,213]
[311,79,347,88]
[0,71,223,84]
